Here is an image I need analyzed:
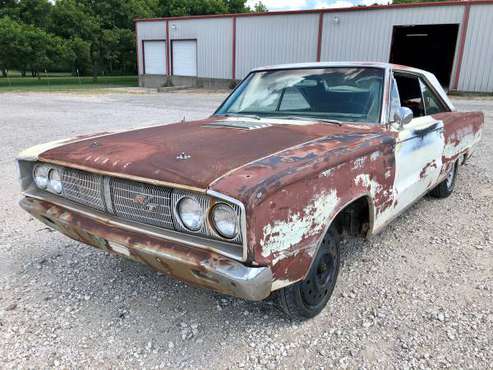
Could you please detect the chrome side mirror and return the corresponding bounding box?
[393,107,413,128]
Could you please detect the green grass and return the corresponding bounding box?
[0,75,138,92]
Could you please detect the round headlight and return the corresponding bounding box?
[211,203,238,239]
[33,165,49,189]
[177,197,203,231]
[48,168,63,194]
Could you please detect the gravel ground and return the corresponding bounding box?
[0,90,491,369]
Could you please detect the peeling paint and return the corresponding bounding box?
[260,190,339,258]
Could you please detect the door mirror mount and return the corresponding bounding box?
[393,107,413,128]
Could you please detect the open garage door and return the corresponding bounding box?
[389,24,459,89]
[172,40,197,76]
[143,40,166,75]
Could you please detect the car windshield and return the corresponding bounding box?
[215,67,385,124]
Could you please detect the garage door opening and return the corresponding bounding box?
[389,24,459,89]
[172,40,198,77]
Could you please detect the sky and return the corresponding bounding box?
[247,0,391,11]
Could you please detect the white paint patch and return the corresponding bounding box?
[352,156,367,170]
[443,125,480,159]
[260,190,339,258]
[370,151,381,161]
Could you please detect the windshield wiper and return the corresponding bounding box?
[223,113,261,120]
[275,115,343,126]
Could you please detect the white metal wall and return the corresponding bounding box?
[170,17,232,79]
[136,21,166,75]
[320,5,465,83]
[458,4,493,92]
[235,14,319,78]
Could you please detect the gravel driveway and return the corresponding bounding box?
[0,91,491,369]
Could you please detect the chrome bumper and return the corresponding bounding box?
[19,196,272,301]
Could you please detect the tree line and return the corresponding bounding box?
[0,0,267,78]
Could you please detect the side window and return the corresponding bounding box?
[394,74,425,118]
[419,79,446,115]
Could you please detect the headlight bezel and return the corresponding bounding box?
[32,164,64,195]
[33,164,49,189]
[210,202,239,240]
[176,196,204,232]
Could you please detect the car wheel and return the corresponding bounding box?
[429,161,458,199]
[275,228,340,320]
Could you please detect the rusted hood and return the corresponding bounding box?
[38,117,378,190]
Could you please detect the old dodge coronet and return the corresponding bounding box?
[18,62,483,319]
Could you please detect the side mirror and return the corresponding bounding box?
[393,107,413,128]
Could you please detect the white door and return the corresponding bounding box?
[172,40,197,76]
[143,40,166,75]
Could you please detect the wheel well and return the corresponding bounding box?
[332,196,371,238]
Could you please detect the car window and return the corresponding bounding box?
[419,78,446,115]
[216,67,385,124]
[394,73,425,118]
[389,77,402,122]
[279,86,310,111]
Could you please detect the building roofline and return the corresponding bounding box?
[134,0,492,23]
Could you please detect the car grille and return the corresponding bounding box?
[110,178,174,230]
[57,167,242,245]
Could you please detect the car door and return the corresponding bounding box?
[389,71,445,214]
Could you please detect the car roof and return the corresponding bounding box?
[251,61,426,74]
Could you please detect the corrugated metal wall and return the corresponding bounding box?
[235,14,319,78]
[136,3,493,92]
[320,5,464,82]
[170,18,233,79]
[136,21,166,75]
[458,4,493,92]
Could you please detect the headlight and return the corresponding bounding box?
[48,168,63,194]
[177,197,203,231]
[33,165,49,189]
[211,203,238,239]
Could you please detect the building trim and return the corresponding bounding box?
[134,0,492,23]
[452,3,471,90]
[316,12,324,62]
[232,16,237,80]
[166,20,171,75]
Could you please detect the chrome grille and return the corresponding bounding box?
[61,168,106,211]
[110,178,174,230]
[52,166,242,245]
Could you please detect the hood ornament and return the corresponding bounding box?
[176,152,191,160]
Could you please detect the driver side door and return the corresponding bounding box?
[389,71,445,215]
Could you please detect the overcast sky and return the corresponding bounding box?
[247,0,390,10]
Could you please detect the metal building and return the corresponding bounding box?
[135,0,493,93]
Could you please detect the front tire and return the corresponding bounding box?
[275,228,340,320]
[430,161,458,199]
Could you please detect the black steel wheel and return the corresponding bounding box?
[430,161,458,199]
[275,227,340,320]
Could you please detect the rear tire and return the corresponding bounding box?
[275,228,340,320]
[430,161,458,199]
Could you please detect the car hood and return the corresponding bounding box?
[37,116,376,190]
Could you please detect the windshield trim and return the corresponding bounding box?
[214,67,386,125]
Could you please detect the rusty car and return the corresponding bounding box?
[17,62,483,319]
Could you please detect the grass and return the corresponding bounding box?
[0,75,138,92]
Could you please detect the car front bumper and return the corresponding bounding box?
[19,196,272,301]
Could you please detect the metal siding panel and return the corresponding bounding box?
[136,21,166,75]
[170,18,232,79]
[236,14,319,78]
[321,6,463,63]
[459,4,493,92]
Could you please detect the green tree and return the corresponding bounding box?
[0,16,23,76]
